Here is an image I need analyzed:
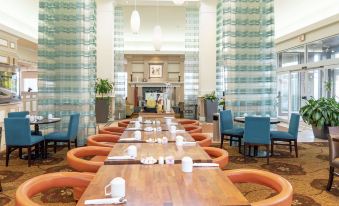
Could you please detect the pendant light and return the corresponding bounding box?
[173,0,185,5]
[130,0,140,34]
[153,0,162,51]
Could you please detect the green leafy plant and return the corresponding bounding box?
[324,81,332,93]
[300,97,339,127]
[203,91,218,102]
[95,78,114,99]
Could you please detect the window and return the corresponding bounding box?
[23,78,38,92]
[278,46,304,67]
[307,35,339,63]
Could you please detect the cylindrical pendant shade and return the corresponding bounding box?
[153,25,162,51]
[130,10,140,33]
[173,0,185,5]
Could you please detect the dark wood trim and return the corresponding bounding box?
[271,138,298,158]
[45,137,78,157]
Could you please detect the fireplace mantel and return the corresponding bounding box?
[128,82,183,88]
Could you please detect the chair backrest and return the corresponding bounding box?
[288,113,300,138]
[219,110,234,131]
[243,117,270,145]
[4,118,32,146]
[329,126,339,165]
[8,111,29,118]
[67,113,80,139]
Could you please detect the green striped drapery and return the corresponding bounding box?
[113,6,126,120]
[184,7,199,119]
[38,0,97,145]
[216,0,276,116]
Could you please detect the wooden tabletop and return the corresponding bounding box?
[138,111,175,118]
[77,165,250,206]
[104,143,212,165]
[234,116,280,124]
[118,130,195,143]
[126,123,184,131]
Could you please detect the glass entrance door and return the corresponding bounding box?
[300,68,325,107]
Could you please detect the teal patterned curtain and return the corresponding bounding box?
[113,6,126,120]
[216,0,276,117]
[184,7,199,119]
[38,0,97,145]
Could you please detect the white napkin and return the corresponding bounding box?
[119,138,139,141]
[143,127,153,132]
[84,197,127,205]
[175,129,185,133]
[107,156,136,160]
[193,163,219,167]
[164,116,174,119]
[181,142,196,146]
[125,127,139,131]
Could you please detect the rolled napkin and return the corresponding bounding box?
[193,163,219,167]
[164,116,174,119]
[107,156,136,160]
[181,142,196,146]
[84,197,127,205]
[175,129,185,133]
[125,127,139,131]
[119,138,139,142]
[143,127,154,132]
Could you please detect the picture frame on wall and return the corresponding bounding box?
[149,64,163,78]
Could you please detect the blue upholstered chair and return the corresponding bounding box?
[44,113,80,154]
[220,110,244,152]
[243,116,271,164]
[271,113,300,157]
[8,111,29,118]
[4,118,44,167]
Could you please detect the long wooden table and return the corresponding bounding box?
[104,143,212,165]
[126,122,184,131]
[118,130,195,143]
[77,165,250,206]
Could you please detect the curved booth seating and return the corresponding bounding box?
[177,119,200,126]
[67,146,111,173]
[87,134,120,147]
[183,125,202,134]
[202,147,229,169]
[190,133,212,147]
[15,172,94,206]
[118,120,130,128]
[224,169,293,206]
[98,126,125,136]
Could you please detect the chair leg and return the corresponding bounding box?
[27,147,31,167]
[243,144,246,163]
[19,148,22,159]
[230,136,233,146]
[266,145,270,165]
[271,140,274,156]
[220,135,224,149]
[5,146,10,167]
[45,141,48,158]
[75,137,78,148]
[68,140,71,150]
[54,141,57,153]
[327,166,335,191]
[238,137,241,153]
[294,140,298,158]
[289,141,292,154]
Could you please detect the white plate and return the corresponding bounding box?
[140,157,157,164]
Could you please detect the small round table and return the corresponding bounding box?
[30,118,61,135]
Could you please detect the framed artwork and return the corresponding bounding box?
[0,55,10,64]
[149,64,163,78]
[0,38,8,47]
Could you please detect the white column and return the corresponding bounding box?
[198,0,217,121]
[199,0,217,96]
[96,0,114,81]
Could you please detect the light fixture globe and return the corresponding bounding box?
[153,25,162,51]
[130,10,140,34]
[173,0,185,5]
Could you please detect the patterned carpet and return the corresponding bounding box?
[0,142,338,205]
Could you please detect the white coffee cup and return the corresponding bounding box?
[134,131,141,140]
[158,156,164,164]
[176,135,184,146]
[181,156,193,173]
[105,177,125,198]
[137,116,142,122]
[170,125,176,133]
[48,114,53,119]
[127,145,137,158]
[135,121,141,128]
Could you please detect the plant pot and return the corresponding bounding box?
[311,125,329,139]
[96,98,109,123]
[204,100,218,123]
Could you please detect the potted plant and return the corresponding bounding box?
[203,91,219,122]
[95,78,114,123]
[300,97,339,139]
